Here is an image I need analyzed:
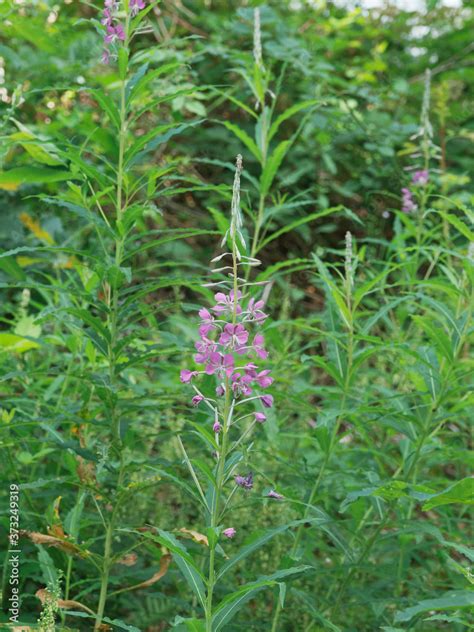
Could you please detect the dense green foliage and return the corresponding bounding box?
[0,1,473,631]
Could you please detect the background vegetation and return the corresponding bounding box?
[0,0,473,630]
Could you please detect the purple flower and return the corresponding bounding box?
[223,527,236,538]
[246,298,267,323]
[194,338,216,364]
[205,352,234,378]
[180,369,198,383]
[198,308,216,337]
[252,334,268,360]
[216,384,225,397]
[213,421,222,433]
[235,472,253,490]
[231,372,253,397]
[219,323,248,351]
[130,0,146,15]
[255,412,266,423]
[266,489,284,500]
[212,290,242,316]
[412,170,429,186]
[401,188,417,214]
[101,49,111,64]
[192,395,203,406]
[101,8,113,26]
[260,394,274,408]
[105,23,125,44]
[255,369,273,389]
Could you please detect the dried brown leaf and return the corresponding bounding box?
[178,527,209,546]
[20,530,90,558]
[117,552,138,566]
[114,554,171,595]
[36,588,95,615]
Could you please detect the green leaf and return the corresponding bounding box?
[212,567,311,631]
[36,545,58,586]
[126,121,202,166]
[10,130,63,166]
[172,617,206,631]
[394,590,474,622]
[126,62,181,104]
[260,140,291,197]
[222,121,262,163]
[268,99,321,142]
[0,333,40,353]
[102,618,141,632]
[134,529,207,609]
[259,206,344,251]
[441,213,474,241]
[217,519,320,580]
[89,89,121,129]
[341,481,409,511]
[422,478,474,511]
[0,167,74,191]
[125,61,150,101]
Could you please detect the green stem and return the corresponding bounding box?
[250,193,265,260]
[94,11,130,629]
[205,234,240,631]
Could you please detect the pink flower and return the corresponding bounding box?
[105,23,125,44]
[130,0,146,15]
[180,369,198,383]
[235,473,253,489]
[255,369,273,389]
[205,352,234,378]
[223,527,236,538]
[212,290,242,316]
[213,421,222,433]
[401,187,417,213]
[255,412,266,423]
[266,489,284,500]
[244,363,258,376]
[216,384,225,397]
[219,323,248,351]
[412,170,429,186]
[192,395,203,406]
[101,8,113,26]
[231,372,253,397]
[198,308,216,337]
[260,394,274,408]
[194,338,216,364]
[252,334,268,360]
[246,298,267,322]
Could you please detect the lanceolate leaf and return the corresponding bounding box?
[395,591,474,622]
[260,140,291,197]
[222,121,262,163]
[212,567,311,631]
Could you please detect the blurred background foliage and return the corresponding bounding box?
[0,0,473,630]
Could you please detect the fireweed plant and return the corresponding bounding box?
[2,1,210,629]
[174,155,310,631]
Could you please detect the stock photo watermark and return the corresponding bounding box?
[7,483,21,624]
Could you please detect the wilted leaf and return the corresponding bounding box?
[117,553,138,566]
[178,528,209,546]
[36,588,95,615]
[20,530,90,558]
